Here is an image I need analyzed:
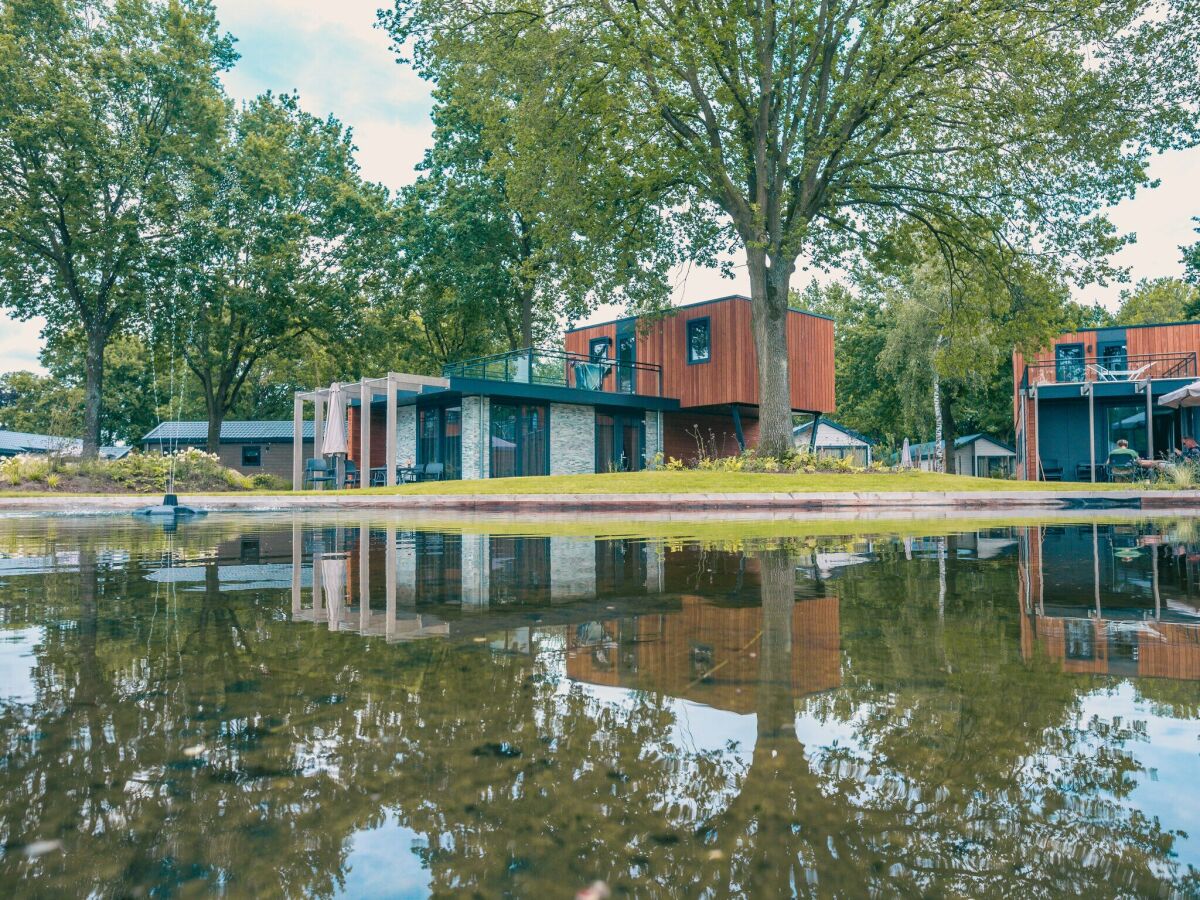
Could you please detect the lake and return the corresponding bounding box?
[0,512,1198,897]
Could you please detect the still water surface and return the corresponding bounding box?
[1,513,1199,897]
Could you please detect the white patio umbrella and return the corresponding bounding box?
[321,383,349,487]
[900,437,913,468]
[1159,380,1200,408]
[321,554,347,631]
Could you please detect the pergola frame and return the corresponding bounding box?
[293,372,449,489]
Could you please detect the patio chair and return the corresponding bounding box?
[303,459,335,489]
[1076,462,1098,482]
[342,459,360,489]
[1108,460,1139,483]
[1041,458,1064,481]
[417,462,444,482]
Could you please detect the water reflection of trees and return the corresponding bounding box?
[0,524,1195,896]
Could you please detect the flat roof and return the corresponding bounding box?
[565,294,833,333]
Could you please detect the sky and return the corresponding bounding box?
[2,0,1198,374]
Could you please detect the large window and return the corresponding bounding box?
[490,403,548,478]
[687,317,711,364]
[417,406,463,479]
[595,412,645,472]
[1055,343,1085,382]
[617,335,636,393]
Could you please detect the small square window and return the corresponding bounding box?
[241,445,262,467]
[589,337,611,362]
[687,318,711,364]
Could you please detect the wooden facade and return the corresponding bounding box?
[565,296,836,413]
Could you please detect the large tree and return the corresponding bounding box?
[387,0,1200,456]
[168,93,388,452]
[1114,276,1200,325]
[0,0,233,457]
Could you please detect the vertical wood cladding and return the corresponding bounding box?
[565,297,835,411]
[347,405,387,469]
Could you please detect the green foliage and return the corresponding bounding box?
[0,448,270,493]
[163,92,387,450]
[1114,277,1200,325]
[0,0,235,456]
[385,0,1200,457]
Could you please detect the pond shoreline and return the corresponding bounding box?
[1,488,1198,514]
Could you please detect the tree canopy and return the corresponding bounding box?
[0,0,234,456]
[385,0,1200,456]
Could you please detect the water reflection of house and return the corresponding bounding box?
[285,528,843,711]
[1018,524,1200,680]
[565,596,841,714]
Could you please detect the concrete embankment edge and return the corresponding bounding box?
[1,490,1198,514]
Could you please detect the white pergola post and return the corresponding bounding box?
[292,394,304,490]
[1085,383,1096,483]
[385,373,397,487]
[313,395,325,490]
[360,380,373,489]
[1144,379,1154,462]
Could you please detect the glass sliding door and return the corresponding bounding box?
[417,405,463,479]
[443,407,462,480]
[490,403,548,478]
[595,411,645,472]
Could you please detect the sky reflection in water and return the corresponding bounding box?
[0,513,1198,897]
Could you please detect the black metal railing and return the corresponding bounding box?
[442,347,663,397]
[1021,351,1197,389]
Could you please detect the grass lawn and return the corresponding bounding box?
[310,469,1114,496]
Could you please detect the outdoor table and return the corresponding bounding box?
[370,466,419,485]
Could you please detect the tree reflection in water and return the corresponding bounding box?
[0,516,1196,896]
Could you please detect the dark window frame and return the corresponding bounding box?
[588,337,612,361]
[686,316,712,365]
[241,445,262,467]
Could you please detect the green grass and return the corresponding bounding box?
[302,469,1116,496]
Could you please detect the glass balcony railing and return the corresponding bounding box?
[442,348,663,397]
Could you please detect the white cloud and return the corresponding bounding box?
[0,316,47,374]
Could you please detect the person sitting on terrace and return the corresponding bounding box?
[1174,435,1200,462]
[1107,439,1145,482]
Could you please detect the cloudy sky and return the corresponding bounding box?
[2,0,1197,373]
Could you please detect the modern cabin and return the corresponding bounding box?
[564,295,835,463]
[0,429,128,459]
[141,421,315,485]
[792,419,874,466]
[294,295,836,485]
[909,433,1016,478]
[1013,322,1200,480]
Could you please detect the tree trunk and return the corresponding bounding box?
[747,249,794,458]
[206,404,224,455]
[81,326,107,459]
[519,288,534,349]
[941,388,958,475]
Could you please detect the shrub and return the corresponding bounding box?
[1164,462,1199,490]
